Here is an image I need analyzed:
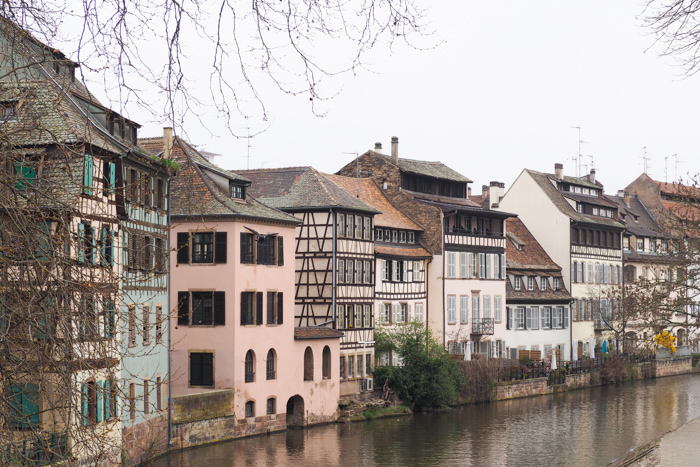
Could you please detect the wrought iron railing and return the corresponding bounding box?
[471,318,494,335]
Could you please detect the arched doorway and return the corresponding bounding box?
[677,328,686,347]
[624,332,636,352]
[286,395,304,428]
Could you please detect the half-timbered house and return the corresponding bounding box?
[499,164,625,358]
[239,167,378,396]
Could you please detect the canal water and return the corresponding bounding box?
[152,374,700,466]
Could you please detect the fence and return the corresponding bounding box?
[1,432,68,465]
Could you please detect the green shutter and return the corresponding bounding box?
[108,162,116,194]
[81,383,88,427]
[91,226,98,264]
[84,155,93,195]
[113,383,118,418]
[97,381,103,423]
[108,230,115,267]
[77,223,85,263]
[36,221,51,261]
[100,228,107,266]
[104,380,111,420]
[14,162,36,190]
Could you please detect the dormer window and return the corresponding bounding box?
[231,184,245,199]
[0,102,16,122]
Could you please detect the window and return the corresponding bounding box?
[541,277,548,290]
[364,217,371,239]
[240,291,262,326]
[398,303,407,323]
[470,253,478,278]
[527,276,534,290]
[541,307,551,329]
[177,231,227,265]
[10,383,39,428]
[322,346,331,379]
[266,291,284,325]
[267,398,276,416]
[553,278,560,291]
[408,232,415,243]
[245,350,255,382]
[128,304,136,346]
[472,296,480,319]
[514,276,521,290]
[479,253,486,278]
[83,154,94,195]
[245,401,255,418]
[143,304,150,345]
[356,260,362,284]
[447,296,456,324]
[0,101,16,121]
[447,252,456,278]
[128,382,136,421]
[338,214,346,236]
[527,307,539,330]
[516,307,525,329]
[348,355,355,378]
[155,305,163,344]
[587,263,593,283]
[144,379,150,415]
[366,354,373,375]
[231,183,245,199]
[340,356,346,379]
[304,347,314,381]
[400,231,407,243]
[266,349,276,380]
[392,230,398,242]
[375,228,382,241]
[364,261,371,283]
[553,307,563,328]
[103,297,115,339]
[483,296,491,318]
[415,303,424,322]
[13,160,36,191]
[495,296,502,322]
[190,352,214,386]
[460,296,469,323]
[239,232,283,265]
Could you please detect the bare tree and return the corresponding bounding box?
[644,1,700,76]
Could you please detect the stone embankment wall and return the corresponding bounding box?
[170,390,285,451]
[494,357,694,401]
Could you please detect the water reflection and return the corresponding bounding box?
[152,375,700,467]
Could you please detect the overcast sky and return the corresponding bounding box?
[115,1,700,194]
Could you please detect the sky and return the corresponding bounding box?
[84,1,700,195]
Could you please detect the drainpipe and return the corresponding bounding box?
[166,175,173,447]
[570,298,574,361]
[426,257,432,349]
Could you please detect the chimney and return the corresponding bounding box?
[554,163,563,180]
[590,168,596,184]
[467,185,472,198]
[163,127,174,160]
[374,142,382,153]
[391,136,399,165]
[489,181,504,208]
[482,184,489,198]
[624,191,630,207]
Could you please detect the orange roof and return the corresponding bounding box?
[323,174,423,231]
[374,245,432,259]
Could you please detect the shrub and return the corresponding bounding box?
[599,356,629,384]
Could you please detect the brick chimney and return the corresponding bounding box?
[163,127,173,160]
[391,136,399,165]
[624,191,630,207]
[467,185,472,198]
[590,168,596,184]
[554,163,563,180]
[482,184,489,198]
[374,142,382,154]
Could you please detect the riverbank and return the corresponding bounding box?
[610,414,700,466]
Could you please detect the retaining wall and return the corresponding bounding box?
[655,356,692,378]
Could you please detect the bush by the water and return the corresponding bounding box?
[374,323,463,410]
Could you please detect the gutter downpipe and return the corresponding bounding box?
[442,214,446,350]
[166,176,173,447]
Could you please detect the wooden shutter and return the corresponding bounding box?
[83,155,93,195]
[277,236,284,266]
[108,162,116,193]
[240,293,249,325]
[214,291,225,325]
[96,381,103,422]
[77,223,86,263]
[104,380,110,420]
[256,292,263,325]
[177,232,189,264]
[215,232,227,264]
[189,353,201,386]
[277,292,283,325]
[267,292,275,324]
[177,292,189,326]
[240,232,250,263]
[81,383,88,426]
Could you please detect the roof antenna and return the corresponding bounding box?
[343,152,359,197]
[641,147,651,174]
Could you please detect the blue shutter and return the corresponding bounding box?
[104,380,111,420]
[101,228,107,266]
[77,223,85,263]
[97,381,103,422]
[108,230,115,267]
[81,383,88,427]
[91,226,98,264]
[84,155,93,195]
[108,162,116,194]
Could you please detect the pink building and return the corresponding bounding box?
[142,134,341,432]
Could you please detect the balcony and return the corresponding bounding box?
[471,318,494,335]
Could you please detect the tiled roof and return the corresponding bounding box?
[506,218,562,272]
[410,191,515,218]
[608,195,661,238]
[238,167,379,213]
[360,150,472,183]
[294,327,344,339]
[505,281,572,302]
[140,137,298,223]
[526,170,626,229]
[374,245,431,258]
[323,174,422,230]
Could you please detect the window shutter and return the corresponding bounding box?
[104,380,111,420]
[240,232,250,263]
[190,353,201,386]
[97,381,103,422]
[277,292,283,325]
[256,292,263,325]
[113,385,118,417]
[84,155,93,195]
[202,353,214,386]
[177,232,189,264]
[177,292,189,326]
[241,293,248,325]
[267,292,275,324]
[100,228,107,266]
[506,307,511,330]
[214,232,227,264]
[277,237,284,266]
[81,383,88,426]
[214,291,225,325]
[77,223,86,263]
[108,162,116,193]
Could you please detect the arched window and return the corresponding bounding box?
[245,350,255,383]
[303,347,314,381]
[267,397,276,415]
[245,400,255,418]
[322,346,331,379]
[266,349,276,380]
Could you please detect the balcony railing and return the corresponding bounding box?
[266,369,276,380]
[472,318,494,335]
[449,227,504,238]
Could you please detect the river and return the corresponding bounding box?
[151,374,700,466]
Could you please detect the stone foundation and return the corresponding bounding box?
[495,377,548,400]
[121,412,168,467]
[655,356,692,377]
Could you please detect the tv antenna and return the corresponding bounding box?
[570,126,587,177]
[641,147,651,174]
[664,154,677,183]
